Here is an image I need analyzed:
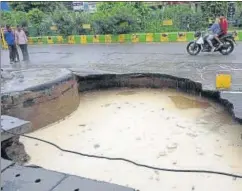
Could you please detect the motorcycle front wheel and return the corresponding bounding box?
[186,42,201,56]
[219,39,234,55]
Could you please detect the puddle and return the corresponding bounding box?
[116,90,137,96]
[21,88,242,191]
[169,95,210,109]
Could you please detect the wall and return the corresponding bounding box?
[27,31,242,45]
[1,31,242,49]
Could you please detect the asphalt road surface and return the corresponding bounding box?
[1,43,242,91]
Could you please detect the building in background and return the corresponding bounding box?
[71,1,200,13]
[72,1,84,11]
[145,1,199,12]
[72,1,97,13]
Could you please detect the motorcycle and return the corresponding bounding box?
[186,31,237,56]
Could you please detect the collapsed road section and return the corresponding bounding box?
[1,68,242,191]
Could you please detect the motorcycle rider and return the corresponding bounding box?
[206,17,223,52]
[219,14,228,35]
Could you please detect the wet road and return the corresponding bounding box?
[1,43,242,91]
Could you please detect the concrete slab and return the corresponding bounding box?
[1,160,136,191]
[1,115,32,141]
[52,175,135,191]
[1,158,14,172]
[1,165,66,191]
[1,68,73,94]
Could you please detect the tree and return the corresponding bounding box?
[1,12,14,26]
[10,1,65,13]
[200,2,228,19]
[51,10,91,36]
[234,2,242,27]
[0,11,28,27]
[51,10,72,36]
[235,1,242,16]
[93,2,142,34]
[27,8,45,35]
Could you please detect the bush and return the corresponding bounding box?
[1,12,13,26]
[51,10,91,36]
[92,2,141,34]
[1,2,242,36]
[27,8,45,35]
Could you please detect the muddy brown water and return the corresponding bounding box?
[21,88,242,191]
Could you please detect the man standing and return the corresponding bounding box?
[15,25,29,62]
[4,25,19,64]
[219,14,228,35]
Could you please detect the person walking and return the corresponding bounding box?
[4,25,19,64]
[15,25,29,62]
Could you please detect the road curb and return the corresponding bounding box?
[1,31,241,49]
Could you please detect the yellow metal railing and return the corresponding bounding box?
[1,28,8,49]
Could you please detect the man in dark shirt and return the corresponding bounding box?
[4,25,19,63]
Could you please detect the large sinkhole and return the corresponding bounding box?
[20,87,242,191]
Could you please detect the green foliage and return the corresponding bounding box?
[200,1,228,19]
[72,12,92,35]
[93,2,141,34]
[235,1,242,17]
[27,8,45,35]
[27,8,44,26]
[14,11,29,27]
[2,2,242,36]
[52,10,91,36]
[9,2,30,12]
[0,11,28,27]
[234,2,242,27]
[1,12,14,26]
[163,5,207,31]
[10,1,64,13]
[51,10,73,37]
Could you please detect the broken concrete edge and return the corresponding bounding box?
[75,72,242,123]
[1,123,31,142]
[1,158,136,191]
[1,136,31,165]
[1,71,74,95]
[1,73,80,131]
[25,74,74,92]
[1,158,15,173]
[1,71,241,130]
[1,115,32,142]
[219,91,242,123]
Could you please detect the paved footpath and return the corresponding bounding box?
[1,43,242,91]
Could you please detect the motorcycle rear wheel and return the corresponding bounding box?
[219,39,234,55]
[187,42,201,56]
